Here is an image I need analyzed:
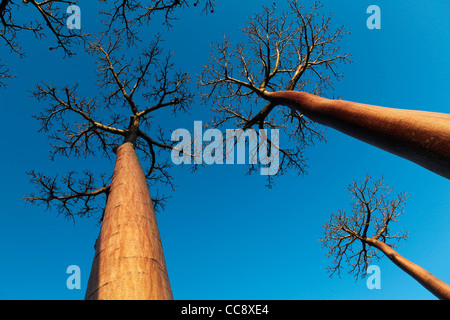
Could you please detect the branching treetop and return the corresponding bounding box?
[320,175,409,279]
[25,32,194,221]
[199,0,351,182]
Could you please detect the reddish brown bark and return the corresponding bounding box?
[365,238,450,300]
[268,91,450,179]
[85,142,173,300]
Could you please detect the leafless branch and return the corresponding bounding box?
[1,0,215,86]
[98,0,216,44]
[0,0,86,57]
[24,170,110,223]
[0,62,13,87]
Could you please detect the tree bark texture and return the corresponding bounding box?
[365,238,450,300]
[85,142,173,300]
[270,91,450,179]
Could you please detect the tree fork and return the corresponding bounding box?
[85,142,173,300]
[365,238,450,300]
[269,91,450,179]
[123,115,140,147]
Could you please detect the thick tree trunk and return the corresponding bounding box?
[269,91,450,179]
[85,142,173,300]
[365,238,450,300]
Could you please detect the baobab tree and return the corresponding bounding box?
[320,175,450,300]
[25,32,194,299]
[19,0,216,300]
[200,0,450,179]
[200,1,350,183]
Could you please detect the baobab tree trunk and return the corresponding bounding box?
[269,91,450,179]
[365,238,450,300]
[85,142,173,300]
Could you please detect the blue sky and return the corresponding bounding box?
[0,0,449,300]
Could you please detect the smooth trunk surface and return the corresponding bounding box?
[366,238,450,300]
[270,91,450,179]
[85,142,173,300]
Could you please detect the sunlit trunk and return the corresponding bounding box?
[85,142,173,300]
[270,91,450,179]
[365,238,450,300]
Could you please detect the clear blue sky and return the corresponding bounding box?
[0,0,449,300]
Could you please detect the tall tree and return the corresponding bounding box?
[320,175,450,300]
[21,0,216,299]
[199,0,450,179]
[25,33,193,299]
[199,1,350,183]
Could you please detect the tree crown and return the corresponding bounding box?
[199,0,351,184]
[320,175,409,279]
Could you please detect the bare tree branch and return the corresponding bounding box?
[0,0,86,57]
[0,0,215,86]
[31,81,126,160]
[0,62,13,87]
[24,170,110,223]
[99,0,216,44]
